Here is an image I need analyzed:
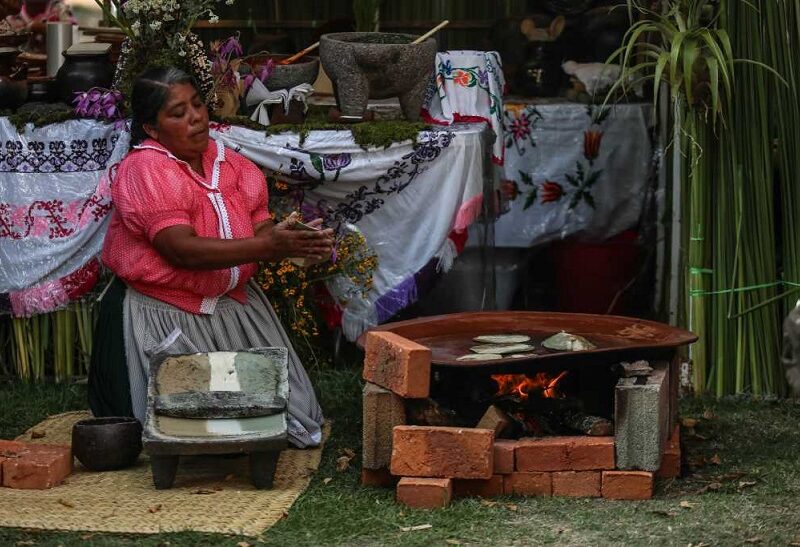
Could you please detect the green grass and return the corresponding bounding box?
[0,370,799,546]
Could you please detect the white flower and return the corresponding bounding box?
[178,49,186,57]
[226,0,235,4]
[209,14,219,24]
[149,21,162,31]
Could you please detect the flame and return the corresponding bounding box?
[491,371,569,400]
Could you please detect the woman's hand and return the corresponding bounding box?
[256,215,334,262]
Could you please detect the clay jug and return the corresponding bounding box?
[55,43,114,104]
[213,88,240,118]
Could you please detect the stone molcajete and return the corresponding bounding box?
[319,32,437,121]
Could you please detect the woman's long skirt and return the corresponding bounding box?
[123,281,324,448]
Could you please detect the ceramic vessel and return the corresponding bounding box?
[319,32,436,121]
[55,43,114,104]
[247,53,319,91]
[72,417,143,471]
[0,47,27,110]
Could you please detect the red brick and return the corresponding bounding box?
[493,440,515,475]
[361,467,398,488]
[657,425,681,479]
[476,405,511,437]
[504,472,552,496]
[362,382,406,469]
[2,443,72,489]
[453,475,505,498]
[515,437,569,472]
[397,477,452,508]
[567,436,615,470]
[391,426,493,479]
[364,331,431,398]
[602,471,654,500]
[552,471,601,498]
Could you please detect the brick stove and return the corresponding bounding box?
[357,312,694,509]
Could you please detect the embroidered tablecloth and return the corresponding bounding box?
[0,118,488,342]
[209,122,489,340]
[0,119,129,316]
[497,101,654,247]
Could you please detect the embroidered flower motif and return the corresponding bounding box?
[583,130,603,161]
[453,70,471,87]
[509,115,531,141]
[322,153,352,171]
[440,59,453,76]
[477,68,489,87]
[540,181,564,203]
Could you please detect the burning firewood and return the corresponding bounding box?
[406,398,464,427]
[561,410,613,436]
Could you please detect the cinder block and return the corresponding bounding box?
[361,467,398,488]
[602,470,654,500]
[362,382,406,469]
[453,475,505,498]
[615,361,670,471]
[567,436,615,470]
[391,426,494,479]
[2,443,72,490]
[516,437,570,472]
[363,331,431,398]
[552,471,601,498]
[397,477,452,508]
[493,440,516,474]
[504,472,552,496]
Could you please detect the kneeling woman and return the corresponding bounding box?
[101,67,332,447]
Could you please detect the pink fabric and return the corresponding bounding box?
[453,194,483,233]
[102,138,271,314]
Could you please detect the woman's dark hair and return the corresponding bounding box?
[130,66,199,145]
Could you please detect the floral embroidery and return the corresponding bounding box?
[517,105,608,211]
[0,192,112,240]
[269,131,454,229]
[0,137,117,173]
[503,105,543,155]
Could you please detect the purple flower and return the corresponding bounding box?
[257,59,275,82]
[72,87,124,122]
[440,59,453,75]
[218,36,243,58]
[242,73,256,93]
[478,69,489,87]
[322,153,352,171]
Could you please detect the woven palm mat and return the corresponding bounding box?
[0,411,329,536]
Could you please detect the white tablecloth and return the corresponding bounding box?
[497,101,653,247]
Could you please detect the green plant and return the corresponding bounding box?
[352,0,381,32]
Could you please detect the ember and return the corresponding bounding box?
[491,371,569,400]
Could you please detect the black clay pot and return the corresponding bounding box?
[55,47,114,104]
[72,417,143,471]
[517,41,562,97]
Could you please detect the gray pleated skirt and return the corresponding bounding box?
[122,281,324,448]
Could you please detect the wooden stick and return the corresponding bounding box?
[411,20,450,44]
[279,41,320,65]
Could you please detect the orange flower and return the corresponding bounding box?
[583,130,603,160]
[453,70,471,87]
[540,181,564,203]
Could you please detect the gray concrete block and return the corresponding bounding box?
[363,382,406,469]
[614,361,670,471]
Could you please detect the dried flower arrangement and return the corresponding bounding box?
[94,0,234,107]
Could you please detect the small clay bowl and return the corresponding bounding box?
[72,417,143,471]
[248,53,320,90]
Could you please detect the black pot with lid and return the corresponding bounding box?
[55,42,114,104]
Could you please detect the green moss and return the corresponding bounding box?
[264,106,428,149]
[218,106,429,149]
[1,109,78,132]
